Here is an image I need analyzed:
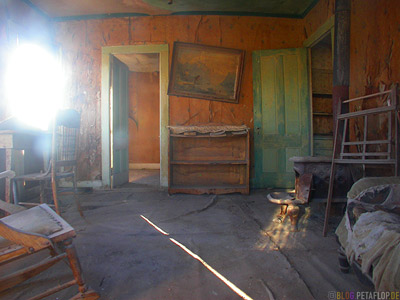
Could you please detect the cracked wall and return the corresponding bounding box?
[54,15,306,181]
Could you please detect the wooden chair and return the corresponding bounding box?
[12,109,81,215]
[0,171,99,300]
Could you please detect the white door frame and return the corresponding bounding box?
[101,44,169,187]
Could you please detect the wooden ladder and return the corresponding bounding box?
[323,86,399,236]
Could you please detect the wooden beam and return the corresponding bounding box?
[303,16,335,48]
[332,0,351,126]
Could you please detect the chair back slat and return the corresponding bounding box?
[52,109,80,170]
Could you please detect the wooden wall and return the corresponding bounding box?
[306,0,400,153]
[304,0,335,40]
[350,0,400,97]
[128,71,160,164]
[40,0,400,182]
[54,15,305,180]
[306,0,400,98]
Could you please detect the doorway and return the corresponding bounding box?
[113,53,160,186]
[252,47,311,188]
[101,44,169,188]
[302,16,335,156]
[310,33,333,156]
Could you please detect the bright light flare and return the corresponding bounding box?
[5,44,65,130]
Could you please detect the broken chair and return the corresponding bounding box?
[12,109,81,215]
[267,173,313,231]
[0,169,99,299]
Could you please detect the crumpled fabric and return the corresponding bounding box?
[336,183,400,292]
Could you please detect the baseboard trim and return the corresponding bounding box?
[129,163,160,170]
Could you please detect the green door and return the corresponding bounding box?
[253,48,311,188]
[110,56,129,187]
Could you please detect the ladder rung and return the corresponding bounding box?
[340,152,390,157]
[342,90,391,103]
[338,106,395,119]
[334,159,396,164]
[343,140,390,145]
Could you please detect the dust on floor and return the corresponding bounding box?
[0,186,371,300]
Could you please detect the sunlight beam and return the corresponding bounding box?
[140,215,170,236]
[140,215,254,300]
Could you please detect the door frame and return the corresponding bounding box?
[303,16,335,155]
[101,44,169,188]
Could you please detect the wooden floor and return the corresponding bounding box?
[0,187,370,300]
[129,169,160,187]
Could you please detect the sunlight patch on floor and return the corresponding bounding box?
[140,215,254,300]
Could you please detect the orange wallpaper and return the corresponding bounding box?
[128,71,160,164]
[54,15,306,180]
[305,0,400,98]
[304,0,335,39]
[53,0,400,181]
[349,0,400,97]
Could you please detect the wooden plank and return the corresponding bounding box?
[253,47,310,188]
[342,90,391,103]
[303,15,335,48]
[171,136,247,161]
[340,152,390,157]
[0,135,13,149]
[169,185,248,195]
[168,129,249,194]
[0,253,67,293]
[171,164,247,187]
[338,105,394,119]
[343,140,390,146]
[334,158,396,164]
[169,133,247,138]
[0,199,26,214]
[171,160,248,165]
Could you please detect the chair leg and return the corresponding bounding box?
[64,239,99,299]
[72,172,85,218]
[51,178,61,215]
[73,170,78,193]
[287,204,300,232]
[11,179,19,205]
[40,181,45,204]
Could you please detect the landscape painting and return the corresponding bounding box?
[168,42,245,103]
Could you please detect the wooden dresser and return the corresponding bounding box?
[168,125,250,195]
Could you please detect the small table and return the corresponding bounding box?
[0,130,46,203]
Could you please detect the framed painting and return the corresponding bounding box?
[168,42,245,103]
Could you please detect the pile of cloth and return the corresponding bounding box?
[336,181,400,292]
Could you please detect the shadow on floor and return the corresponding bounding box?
[122,169,160,188]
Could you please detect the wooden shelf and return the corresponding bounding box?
[171,160,248,165]
[313,112,333,116]
[314,134,333,139]
[169,133,247,138]
[169,126,250,195]
[313,93,332,98]
[169,185,249,195]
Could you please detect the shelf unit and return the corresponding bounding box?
[168,126,250,195]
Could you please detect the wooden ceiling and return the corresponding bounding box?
[114,53,159,73]
[24,0,319,20]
